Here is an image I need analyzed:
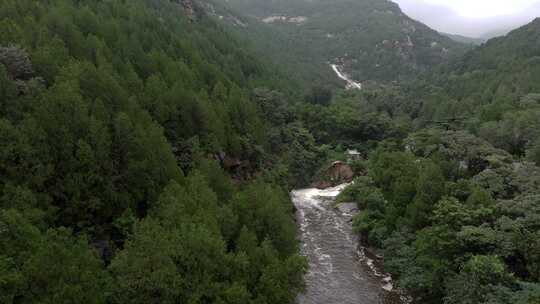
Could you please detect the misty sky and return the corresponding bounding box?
[392,0,540,38]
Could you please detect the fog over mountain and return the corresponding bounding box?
[393,0,540,38]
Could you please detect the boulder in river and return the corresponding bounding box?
[313,161,354,189]
[336,202,359,215]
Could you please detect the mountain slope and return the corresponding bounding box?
[0,0,311,302]
[432,18,540,108]
[392,18,540,157]
[318,17,540,304]
[220,0,469,86]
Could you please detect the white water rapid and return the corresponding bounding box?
[292,184,406,304]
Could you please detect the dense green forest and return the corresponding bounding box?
[2,0,540,303]
[329,20,540,304]
[0,0,323,302]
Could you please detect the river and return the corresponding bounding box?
[292,184,407,304]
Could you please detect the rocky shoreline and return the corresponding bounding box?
[333,201,412,304]
[312,161,355,189]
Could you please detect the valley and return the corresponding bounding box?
[1,1,539,304]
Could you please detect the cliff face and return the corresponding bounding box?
[312,161,355,189]
[181,0,194,18]
[0,46,34,80]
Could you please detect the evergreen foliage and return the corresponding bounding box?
[0,0,309,302]
[2,0,540,303]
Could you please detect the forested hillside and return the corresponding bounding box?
[327,18,540,304]
[0,0,318,302]
[396,18,540,160]
[219,0,468,86]
[1,0,540,303]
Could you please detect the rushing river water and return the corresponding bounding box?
[292,184,407,304]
